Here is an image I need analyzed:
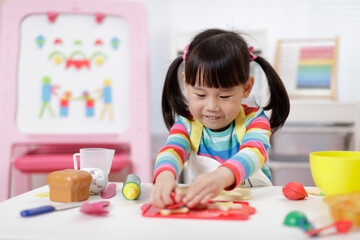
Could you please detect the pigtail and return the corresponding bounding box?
[254,56,290,133]
[162,56,189,130]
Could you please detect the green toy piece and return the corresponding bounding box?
[284,211,315,232]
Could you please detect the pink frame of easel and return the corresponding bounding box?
[0,0,151,201]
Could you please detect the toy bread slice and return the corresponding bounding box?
[47,169,92,203]
[324,191,360,226]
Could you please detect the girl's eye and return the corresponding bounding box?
[220,96,230,99]
[196,94,206,97]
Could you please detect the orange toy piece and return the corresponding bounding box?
[47,169,92,203]
[282,182,308,200]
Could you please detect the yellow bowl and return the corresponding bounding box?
[309,151,360,196]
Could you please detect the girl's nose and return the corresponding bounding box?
[205,97,220,111]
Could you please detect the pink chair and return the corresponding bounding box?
[0,0,151,201]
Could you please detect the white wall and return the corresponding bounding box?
[134,0,360,137]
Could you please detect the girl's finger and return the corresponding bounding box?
[160,188,175,207]
[184,179,208,202]
[186,188,209,208]
[199,193,214,205]
[174,186,183,203]
[150,187,162,207]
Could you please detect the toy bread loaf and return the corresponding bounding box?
[47,169,92,203]
[323,191,360,226]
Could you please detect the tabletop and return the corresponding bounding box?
[0,183,359,240]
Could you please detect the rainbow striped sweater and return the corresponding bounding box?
[153,105,272,188]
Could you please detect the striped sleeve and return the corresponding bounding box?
[221,110,271,188]
[153,117,191,182]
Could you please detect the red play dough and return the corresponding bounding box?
[282,182,308,200]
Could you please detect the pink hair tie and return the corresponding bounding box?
[248,46,257,62]
[182,44,189,61]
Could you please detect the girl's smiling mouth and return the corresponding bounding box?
[204,115,221,120]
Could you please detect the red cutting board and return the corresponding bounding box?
[141,201,256,220]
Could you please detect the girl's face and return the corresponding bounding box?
[182,73,254,131]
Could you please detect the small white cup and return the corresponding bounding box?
[73,148,115,174]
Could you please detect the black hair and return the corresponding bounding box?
[161,28,290,133]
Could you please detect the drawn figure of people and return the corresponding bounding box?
[81,90,95,117]
[59,90,74,117]
[97,78,113,121]
[39,76,58,118]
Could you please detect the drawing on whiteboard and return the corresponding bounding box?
[48,49,108,69]
[74,40,83,46]
[39,76,59,118]
[36,35,45,48]
[96,79,113,121]
[111,37,119,50]
[59,90,76,117]
[54,38,63,45]
[95,39,103,46]
[91,51,108,66]
[66,50,90,69]
[49,51,66,65]
[79,90,95,117]
[17,14,130,133]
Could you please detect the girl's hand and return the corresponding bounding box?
[182,167,235,208]
[150,171,182,208]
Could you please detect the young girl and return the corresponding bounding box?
[150,29,290,208]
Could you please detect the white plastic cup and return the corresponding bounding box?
[73,148,115,174]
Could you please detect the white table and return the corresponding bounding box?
[0,183,358,240]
